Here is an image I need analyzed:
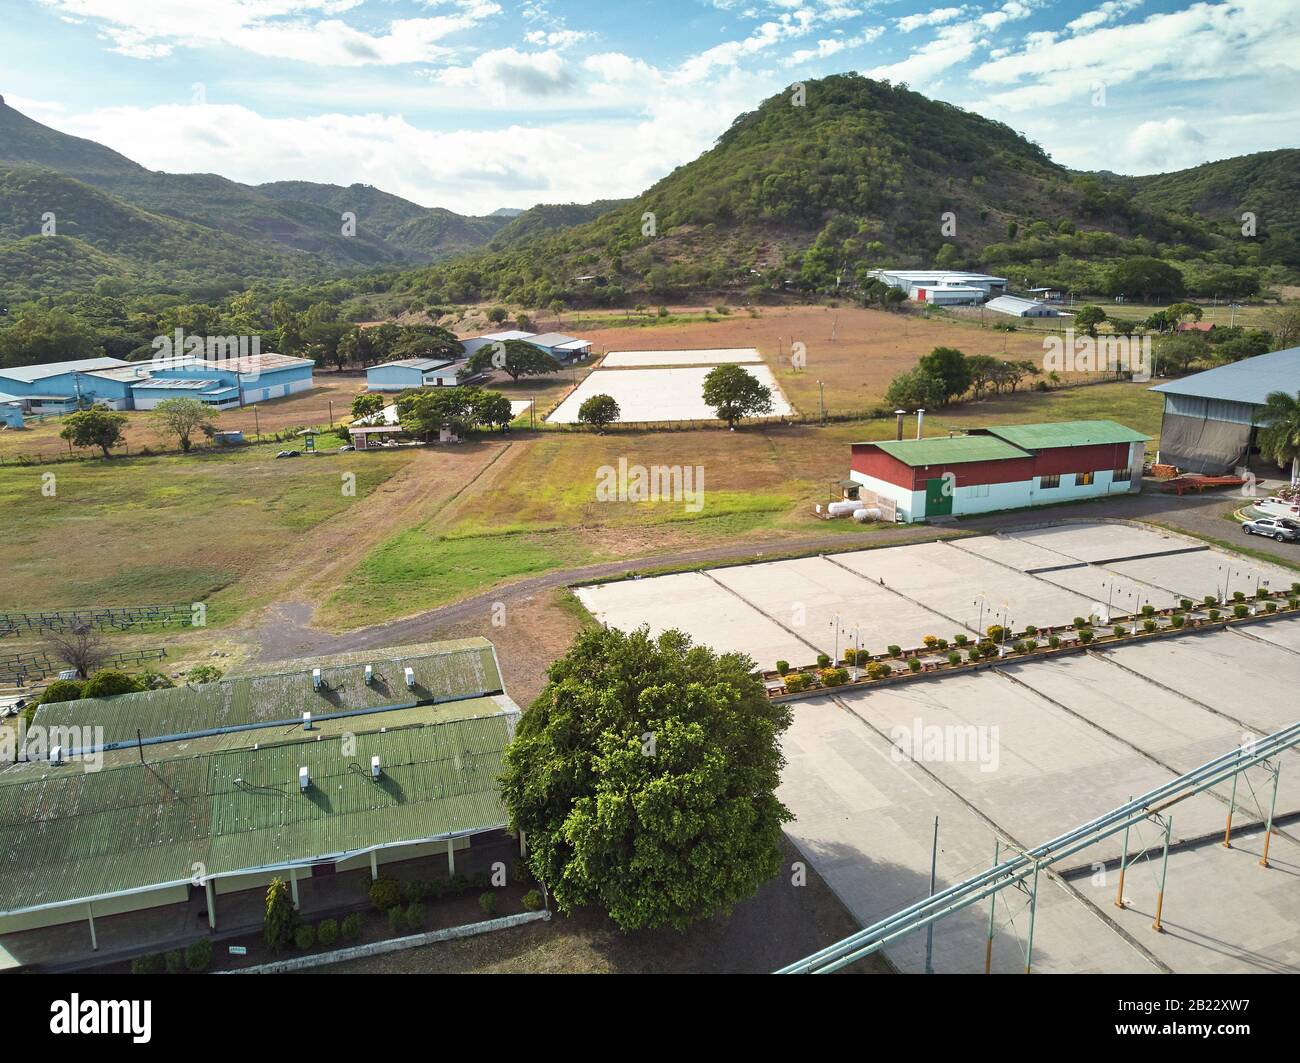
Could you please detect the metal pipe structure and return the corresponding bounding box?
[777,722,1300,974]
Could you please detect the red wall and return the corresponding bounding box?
[1032,442,1134,476]
[851,444,1037,489]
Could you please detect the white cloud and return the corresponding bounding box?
[1067,0,1143,34]
[1123,116,1208,170]
[868,21,983,86]
[786,27,884,65]
[523,28,592,49]
[432,48,576,97]
[896,7,966,32]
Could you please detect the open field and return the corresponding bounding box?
[782,623,1300,973]
[0,372,370,462]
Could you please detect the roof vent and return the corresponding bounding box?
[302,711,312,730]
[311,667,322,691]
[404,666,415,690]
[364,664,374,686]
[299,766,310,792]
[50,745,63,765]
[371,755,382,780]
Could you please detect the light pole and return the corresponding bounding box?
[817,379,826,426]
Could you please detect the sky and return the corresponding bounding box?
[5,0,1299,216]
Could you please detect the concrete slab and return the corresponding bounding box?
[708,555,956,664]
[574,571,809,666]
[601,348,762,368]
[1108,549,1299,604]
[832,540,1097,635]
[779,698,1158,973]
[1009,522,1194,562]
[546,364,793,424]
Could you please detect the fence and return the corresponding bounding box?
[0,606,192,638]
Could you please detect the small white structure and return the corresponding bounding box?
[870,270,1007,301]
[909,284,986,306]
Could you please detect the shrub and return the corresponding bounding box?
[986,625,1006,642]
[775,659,790,675]
[967,647,982,662]
[263,878,297,953]
[819,666,850,686]
[1290,598,1299,610]
[405,902,426,932]
[1266,601,1278,613]
[867,662,893,679]
[82,669,141,698]
[514,859,534,886]
[1012,640,1030,653]
[1203,595,1217,606]
[1170,614,1186,628]
[983,643,1000,659]
[1209,608,1221,620]
[1114,625,1127,637]
[1079,628,1095,644]
[1232,591,1245,602]
[369,876,402,911]
[186,664,223,684]
[1072,617,1088,630]
[317,919,339,947]
[38,678,86,705]
[1048,635,1061,648]
[1141,605,1156,618]
[1257,588,1271,599]
[947,651,961,665]
[907,657,922,673]
[387,907,404,934]
[341,913,362,942]
[164,950,184,974]
[1022,625,1037,637]
[1143,619,1157,633]
[936,638,948,650]
[479,892,498,917]
[522,889,544,912]
[131,953,163,974]
[954,633,969,646]
[816,653,831,667]
[922,635,939,648]
[847,648,871,665]
[1292,582,1300,595]
[887,645,902,658]
[1233,604,1249,618]
[783,672,808,693]
[185,939,213,972]
[1180,598,1193,611]
[294,924,316,951]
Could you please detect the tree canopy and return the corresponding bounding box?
[59,406,127,457]
[149,396,217,452]
[465,338,561,381]
[702,363,773,427]
[500,625,792,931]
[577,393,620,431]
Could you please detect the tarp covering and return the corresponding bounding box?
[1158,412,1251,475]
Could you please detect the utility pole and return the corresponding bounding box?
[817,379,826,425]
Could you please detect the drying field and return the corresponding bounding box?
[575,521,1297,671]
[599,348,763,368]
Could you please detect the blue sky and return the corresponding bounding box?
[6,0,1299,214]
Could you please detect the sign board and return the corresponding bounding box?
[228,945,247,956]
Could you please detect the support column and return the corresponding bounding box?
[205,879,216,930]
[87,902,98,952]
[370,851,378,881]
[1024,861,1040,975]
[1115,796,1133,909]
[1153,814,1172,932]
[446,837,456,875]
[984,839,999,975]
[1260,760,1281,869]
[289,866,299,909]
[1224,767,1239,848]
[519,830,527,858]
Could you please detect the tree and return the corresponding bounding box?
[1166,302,1202,327]
[1073,305,1106,338]
[45,625,107,679]
[1256,390,1300,484]
[884,367,947,409]
[187,664,223,684]
[500,626,792,931]
[702,364,773,427]
[1157,332,1209,373]
[1104,257,1185,301]
[0,308,99,368]
[149,397,217,453]
[487,306,508,324]
[351,392,387,421]
[917,347,971,404]
[965,355,1001,398]
[82,669,142,698]
[264,879,298,952]
[59,406,127,457]
[470,390,514,432]
[465,339,561,382]
[577,394,620,432]
[397,388,474,439]
[1267,306,1300,349]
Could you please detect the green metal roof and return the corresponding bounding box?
[32,639,503,750]
[864,435,1031,467]
[977,420,1149,450]
[0,712,516,915]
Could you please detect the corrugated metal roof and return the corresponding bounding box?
[0,358,130,383]
[1149,346,1300,405]
[979,420,1149,449]
[33,640,503,749]
[862,435,1031,467]
[0,713,515,914]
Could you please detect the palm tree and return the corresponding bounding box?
[1257,390,1300,485]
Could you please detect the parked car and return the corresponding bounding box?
[1242,516,1300,542]
[338,444,355,452]
[275,450,301,459]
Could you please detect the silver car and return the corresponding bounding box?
[1242,516,1300,542]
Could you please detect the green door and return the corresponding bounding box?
[925,477,953,516]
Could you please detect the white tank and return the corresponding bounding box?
[853,507,882,522]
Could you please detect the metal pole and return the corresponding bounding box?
[1224,761,1239,847]
[1024,860,1040,974]
[1115,795,1132,908]
[984,839,999,974]
[1153,814,1172,932]
[925,816,938,974]
[1260,760,1281,868]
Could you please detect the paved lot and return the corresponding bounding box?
[778,625,1300,974]
[546,362,792,423]
[600,348,762,368]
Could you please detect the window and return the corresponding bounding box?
[968,483,990,499]
[1077,471,1095,486]
[1112,467,1131,483]
[1039,474,1061,489]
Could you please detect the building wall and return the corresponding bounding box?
[0,884,188,935]
[0,404,25,428]
[1162,393,1257,427]
[367,365,423,392]
[848,471,923,521]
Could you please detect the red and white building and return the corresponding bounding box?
[849,420,1147,523]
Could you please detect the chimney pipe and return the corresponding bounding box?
[916,409,926,439]
[894,409,906,441]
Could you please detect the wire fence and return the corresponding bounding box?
[0,606,193,638]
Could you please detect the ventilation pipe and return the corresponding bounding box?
[916,409,926,439]
[311,668,322,691]
[895,409,906,441]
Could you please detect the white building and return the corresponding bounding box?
[984,295,1070,318]
[870,270,1008,301]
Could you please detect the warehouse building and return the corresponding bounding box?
[460,329,592,363]
[0,353,314,413]
[869,270,1008,302]
[0,639,519,968]
[366,356,481,392]
[1149,345,1300,476]
[983,295,1070,318]
[849,420,1146,522]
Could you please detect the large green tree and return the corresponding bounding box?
[1257,390,1300,483]
[149,397,217,452]
[702,363,774,427]
[917,346,971,404]
[884,366,947,409]
[501,626,792,931]
[59,406,127,457]
[577,393,620,432]
[1104,257,1185,301]
[465,339,561,381]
